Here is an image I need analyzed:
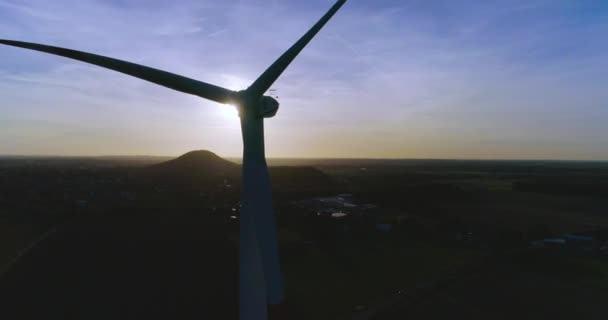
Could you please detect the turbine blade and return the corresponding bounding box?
[0,40,236,104]
[246,0,347,97]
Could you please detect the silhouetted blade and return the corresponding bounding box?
[0,39,236,104]
[246,0,347,97]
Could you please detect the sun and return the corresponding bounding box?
[220,105,240,119]
[216,74,248,121]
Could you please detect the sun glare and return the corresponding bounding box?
[215,74,247,123]
[220,105,240,119]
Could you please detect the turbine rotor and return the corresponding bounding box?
[234,90,280,119]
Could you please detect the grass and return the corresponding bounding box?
[511,251,608,289]
[281,237,481,320]
[0,222,44,272]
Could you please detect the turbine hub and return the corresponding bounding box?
[235,91,279,119]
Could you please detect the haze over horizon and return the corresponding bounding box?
[1,0,607,160]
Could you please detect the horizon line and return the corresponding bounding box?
[1,153,607,163]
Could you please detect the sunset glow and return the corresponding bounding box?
[1,0,607,160]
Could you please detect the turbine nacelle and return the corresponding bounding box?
[258,95,279,118]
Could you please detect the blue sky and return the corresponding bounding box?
[1,0,607,159]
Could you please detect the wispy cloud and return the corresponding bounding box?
[0,0,60,21]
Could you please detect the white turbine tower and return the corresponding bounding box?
[0,0,347,319]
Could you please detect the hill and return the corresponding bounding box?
[269,166,336,196]
[138,150,335,196]
[136,150,239,189]
[148,150,239,177]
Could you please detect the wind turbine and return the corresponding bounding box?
[1,0,347,319]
